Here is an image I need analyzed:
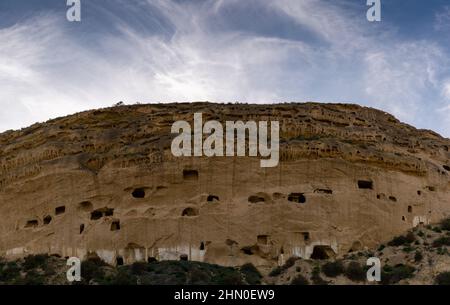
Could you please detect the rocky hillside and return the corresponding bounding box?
[1,218,450,285]
[1,102,450,270]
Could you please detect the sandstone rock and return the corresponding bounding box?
[1,102,450,268]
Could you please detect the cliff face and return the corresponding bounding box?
[1,102,450,267]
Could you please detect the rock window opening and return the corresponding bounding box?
[111,220,121,231]
[200,242,205,250]
[310,245,335,260]
[90,210,103,220]
[183,170,198,181]
[116,256,124,266]
[417,190,421,196]
[248,195,265,203]
[408,206,412,213]
[147,257,157,263]
[55,206,66,215]
[207,195,219,202]
[79,201,93,211]
[43,215,52,225]
[182,207,198,217]
[443,165,450,171]
[389,196,397,202]
[80,224,85,234]
[132,188,145,198]
[357,180,373,189]
[301,232,310,241]
[427,186,436,192]
[180,254,188,261]
[257,235,268,245]
[25,220,38,228]
[402,216,406,221]
[288,193,306,203]
[241,246,254,255]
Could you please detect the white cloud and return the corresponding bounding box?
[1,0,450,136]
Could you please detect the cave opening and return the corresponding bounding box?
[310,245,335,260]
[288,193,306,203]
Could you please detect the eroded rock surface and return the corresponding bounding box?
[1,102,450,267]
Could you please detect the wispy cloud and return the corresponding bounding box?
[1,0,450,137]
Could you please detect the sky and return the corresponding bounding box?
[1,0,450,136]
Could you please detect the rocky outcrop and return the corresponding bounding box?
[1,102,450,268]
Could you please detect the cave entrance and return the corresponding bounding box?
[288,193,306,203]
[310,245,336,260]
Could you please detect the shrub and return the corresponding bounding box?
[131,262,148,275]
[268,266,282,277]
[345,262,366,282]
[23,254,49,270]
[81,259,106,283]
[441,218,450,231]
[110,268,137,285]
[322,261,345,277]
[381,264,415,285]
[432,227,442,233]
[240,263,262,285]
[435,272,450,285]
[290,274,309,285]
[388,235,411,247]
[414,251,423,262]
[282,257,298,270]
[433,237,450,247]
[0,262,21,282]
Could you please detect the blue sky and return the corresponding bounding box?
[1,0,450,137]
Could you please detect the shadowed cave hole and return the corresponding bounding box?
[110,220,121,231]
[310,245,335,260]
[241,246,254,255]
[443,165,450,171]
[43,215,52,225]
[80,224,85,234]
[389,196,397,202]
[79,201,93,211]
[180,254,188,261]
[183,169,198,181]
[408,206,412,213]
[55,206,66,215]
[200,242,205,250]
[25,220,38,228]
[116,256,124,266]
[248,195,265,203]
[132,188,145,198]
[357,180,373,189]
[288,193,306,204]
[257,235,269,245]
[182,207,198,217]
[207,195,219,202]
[90,208,114,220]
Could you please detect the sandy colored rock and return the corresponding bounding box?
[1,102,450,268]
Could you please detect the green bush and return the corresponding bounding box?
[81,259,107,283]
[433,237,450,247]
[322,261,345,277]
[282,257,298,270]
[381,264,415,284]
[0,262,21,282]
[414,251,423,262]
[290,274,309,285]
[345,262,366,282]
[110,268,137,285]
[240,263,262,285]
[388,232,415,247]
[435,272,450,285]
[269,266,283,277]
[23,254,49,270]
[130,262,148,275]
[441,218,450,231]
